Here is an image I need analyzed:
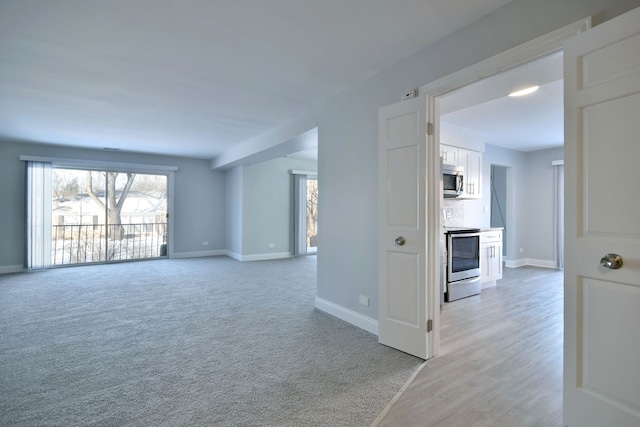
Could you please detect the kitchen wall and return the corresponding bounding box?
[441,122,485,228]
[447,144,564,267]
[490,165,507,233]
[444,144,527,263]
[524,147,564,266]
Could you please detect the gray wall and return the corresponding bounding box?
[0,140,226,269]
[483,145,565,265]
[490,165,508,255]
[482,144,529,262]
[452,145,564,266]
[224,166,244,257]
[524,147,564,263]
[316,0,640,321]
[242,157,317,257]
[0,138,316,268]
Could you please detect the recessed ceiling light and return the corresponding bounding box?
[508,86,539,97]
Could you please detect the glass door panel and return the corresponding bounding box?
[51,168,167,266]
[106,172,167,261]
[306,178,318,253]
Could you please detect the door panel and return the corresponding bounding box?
[581,33,640,89]
[579,278,640,411]
[564,6,640,426]
[386,252,419,326]
[387,145,419,228]
[582,94,640,236]
[378,96,428,359]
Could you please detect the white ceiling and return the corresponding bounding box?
[440,51,564,152]
[0,0,513,159]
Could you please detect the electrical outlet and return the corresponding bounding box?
[268,243,275,248]
[359,295,369,306]
[520,248,524,253]
[202,241,209,246]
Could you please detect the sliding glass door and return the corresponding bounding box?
[50,168,168,265]
[294,173,318,256]
[306,177,318,253]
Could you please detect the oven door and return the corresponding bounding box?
[447,232,481,282]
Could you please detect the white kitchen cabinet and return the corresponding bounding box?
[440,145,482,198]
[458,148,482,199]
[480,229,503,288]
[440,144,458,166]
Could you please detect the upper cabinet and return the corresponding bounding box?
[458,148,482,199]
[440,144,482,199]
[440,144,458,166]
[440,123,484,199]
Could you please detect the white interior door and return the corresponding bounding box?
[564,7,640,426]
[378,96,429,359]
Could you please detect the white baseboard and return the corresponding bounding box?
[171,249,226,259]
[225,251,293,262]
[315,297,378,336]
[241,252,293,261]
[524,258,557,269]
[505,258,526,268]
[482,280,497,289]
[0,264,25,274]
[224,250,242,261]
[504,258,557,269]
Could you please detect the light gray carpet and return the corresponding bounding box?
[0,256,421,426]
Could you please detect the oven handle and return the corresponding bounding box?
[450,276,481,285]
[448,232,481,238]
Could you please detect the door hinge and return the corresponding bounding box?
[427,319,433,333]
[427,122,434,136]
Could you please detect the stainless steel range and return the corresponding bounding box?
[444,227,481,302]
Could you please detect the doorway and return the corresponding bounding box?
[418,18,589,358]
[490,165,508,257]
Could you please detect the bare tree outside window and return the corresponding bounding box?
[86,172,136,241]
[51,168,167,265]
[52,173,80,199]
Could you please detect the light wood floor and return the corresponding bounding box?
[375,266,564,427]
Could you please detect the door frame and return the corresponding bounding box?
[416,17,591,355]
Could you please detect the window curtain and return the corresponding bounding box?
[26,161,52,269]
[293,174,308,256]
[554,163,564,269]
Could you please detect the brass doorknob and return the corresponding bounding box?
[600,253,623,269]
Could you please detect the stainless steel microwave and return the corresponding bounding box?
[443,164,464,198]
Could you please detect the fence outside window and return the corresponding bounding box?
[51,222,167,265]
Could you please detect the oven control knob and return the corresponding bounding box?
[600,253,623,269]
[395,236,406,246]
